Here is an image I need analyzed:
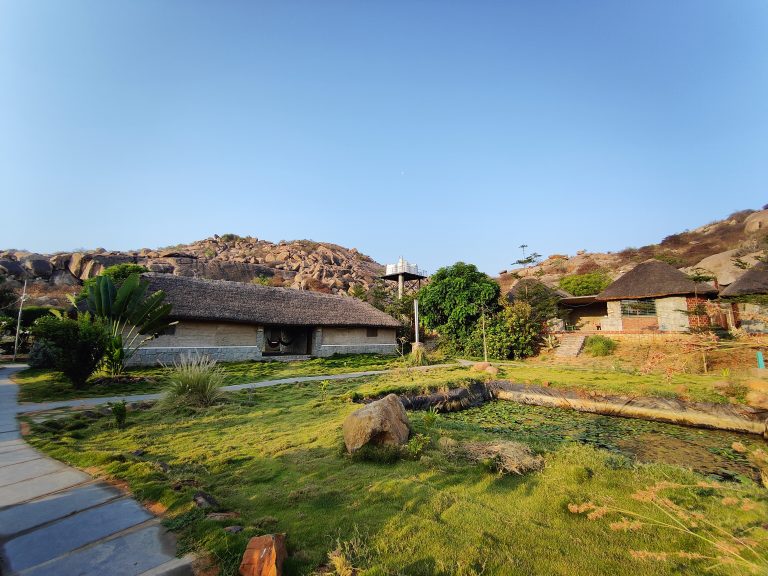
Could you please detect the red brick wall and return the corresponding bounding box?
[686,296,721,329]
[621,317,658,331]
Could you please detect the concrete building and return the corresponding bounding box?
[127,273,400,366]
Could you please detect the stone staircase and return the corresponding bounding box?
[554,334,586,358]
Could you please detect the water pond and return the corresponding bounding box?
[440,400,766,481]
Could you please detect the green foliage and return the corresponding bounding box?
[349,443,401,464]
[349,284,367,300]
[15,306,64,328]
[84,273,175,376]
[250,275,272,286]
[558,272,611,296]
[653,251,684,267]
[28,339,59,368]
[0,315,14,335]
[30,314,109,387]
[402,345,429,367]
[163,354,225,408]
[510,280,562,322]
[109,400,128,429]
[418,262,500,352]
[219,233,241,242]
[404,433,430,459]
[422,406,440,430]
[583,335,617,357]
[80,264,148,298]
[469,301,542,360]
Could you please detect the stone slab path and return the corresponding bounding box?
[0,365,193,576]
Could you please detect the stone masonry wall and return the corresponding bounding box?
[656,296,689,332]
[126,346,263,367]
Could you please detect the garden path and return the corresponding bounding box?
[0,365,193,576]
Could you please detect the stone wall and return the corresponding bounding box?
[656,296,689,332]
[144,321,261,347]
[733,302,768,333]
[127,346,262,367]
[601,301,622,331]
[314,327,397,357]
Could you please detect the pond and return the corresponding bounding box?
[440,400,766,481]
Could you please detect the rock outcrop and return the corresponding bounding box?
[0,235,386,306]
[343,394,411,453]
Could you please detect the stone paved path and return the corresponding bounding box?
[0,365,193,576]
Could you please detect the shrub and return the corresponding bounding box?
[558,272,611,296]
[422,406,440,430]
[403,345,429,367]
[404,433,431,459]
[19,306,63,327]
[163,354,225,408]
[0,315,14,335]
[31,314,110,387]
[28,339,59,368]
[109,400,128,429]
[79,264,148,299]
[584,335,617,357]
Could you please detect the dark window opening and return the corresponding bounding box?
[366,328,378,338]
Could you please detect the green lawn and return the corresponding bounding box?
[25,371,768,576]
[497,362,736,404]
[12,354,405,403]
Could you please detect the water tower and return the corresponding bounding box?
[381,257,428,345]
[381,257,427,299]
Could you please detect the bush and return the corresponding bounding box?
[463,441,544,475]
[30,314,110,387]
[28,339,59,368]
[109,400,128,429]
[163,354,225,408]
[79,264,149,299]
[583,335,617,357]
[19,306,63,327]
[558,272,611,296]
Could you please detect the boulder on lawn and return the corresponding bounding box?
[239,534,287,576]
[343,394,411,453]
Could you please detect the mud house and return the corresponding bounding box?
[719,262,768,333]
[595,260,721,332]
[128,273,400,366]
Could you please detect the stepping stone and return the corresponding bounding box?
[0,483,121,537]
[18,524,187,576]
[4,497,153,572]
[0,457,64,487]
[0,468,89,507]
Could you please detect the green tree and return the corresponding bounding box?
[418,262,500,352]
[31,314,109,388]
[80,264,148,299]
[558,272,611,296]
[349,283,368,300]
[82,273,175,376]
[509,280,562,323]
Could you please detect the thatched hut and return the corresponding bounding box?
[128,273,400,366]
[719,262,768,333]
[595,260,719,332]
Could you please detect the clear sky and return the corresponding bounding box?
[1,1,766,275]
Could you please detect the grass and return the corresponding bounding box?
[25,371,768,576]
[496,363,734,404]
[11,354,404,403]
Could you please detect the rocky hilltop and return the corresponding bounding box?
[499,208,768,292]
[0,235,385,306]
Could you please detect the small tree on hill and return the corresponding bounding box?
[558,272,611,296]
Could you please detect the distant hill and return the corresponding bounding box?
[499,208,768,293]
[0,235,386,307]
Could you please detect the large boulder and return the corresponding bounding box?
[238,534,286,576]
[343,394,411,453]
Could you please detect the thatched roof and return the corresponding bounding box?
[719,262,768,297]
[143,273,400,328]
[596,260,718,301]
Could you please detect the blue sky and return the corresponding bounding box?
[1,1,766,275]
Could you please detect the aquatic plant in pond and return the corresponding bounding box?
[441,400,764,480]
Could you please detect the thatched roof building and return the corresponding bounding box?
[596,260,717,301]
[143,273,400,328]
[719,262,768,297]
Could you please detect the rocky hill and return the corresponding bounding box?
[0,235,386,307]
[499,208,768,293]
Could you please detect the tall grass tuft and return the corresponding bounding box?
[403,345,430,367]
[163,354,225,408]
[584,335,617,357]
